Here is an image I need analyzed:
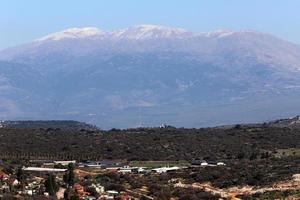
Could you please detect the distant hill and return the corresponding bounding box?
[0,120,97,130]
[268,116,300,128]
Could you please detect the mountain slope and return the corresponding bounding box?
[0,25,300,128]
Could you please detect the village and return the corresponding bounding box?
[0,159,226,200]
[0,121,299,199]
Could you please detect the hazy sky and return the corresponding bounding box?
[1,0,300,50]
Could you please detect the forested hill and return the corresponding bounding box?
[0,120,97,130]
[0,122,299,161]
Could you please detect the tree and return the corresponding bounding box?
[16,166,26,188]
[64,188,71,200]
[44,174,59,196]
[236,152,245,160]
[140,196,148,200]
[249,152,258,160]
[63,163,75,186]
[64,188,80,200]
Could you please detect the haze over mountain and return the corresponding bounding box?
[1,25,300,128]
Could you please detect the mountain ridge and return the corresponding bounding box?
[0,25,300,128]
[33,25,250,42]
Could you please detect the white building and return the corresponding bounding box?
[152,166,180,173]
[54,160,76,166]
[217,162,226,166]
[23,167,67,172]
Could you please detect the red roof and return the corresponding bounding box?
[0,171,9,178]
[118,194,132,200]
[74,183,84,191]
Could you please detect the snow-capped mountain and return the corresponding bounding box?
[36,27,106,41]
[35,24,193,41]
[0,25,300,128]
[110,24,192,39]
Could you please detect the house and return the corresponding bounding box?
[191,160,226,167]
[79,161,102,168]
[107,190,118,195]
[25,189,33,196]
[106,190,119,198]
[74,183,88,198]
[119,166,146,174]
[79,160,127,169]
[205,162,218,167]
[90,184,105,194]
[134,167,146,173]
[25,180,43,193]
[217,162,226,166]
[0,183,10,193]
[98,190,119,200]
[74,183,84,193]
[0,171,9,180]
[11,179,20,186]
[119,166,133,173]
[116,193,133,200]
[160,123,167,128]
[54,160,76,166]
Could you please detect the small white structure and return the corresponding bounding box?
[26,190,33,196]
[217,162,226,166]
[23,167,67,172]
[118,165,143,173]
[152,166,180,173]
[107,190,118,195]
[0,121,4,128]
[54,160,76,166]
[1,183,10,191]
[119,167,132,173]
[12,179,20,186]
[137,167,146,173]
[84,196,96,200]
[90,184,105,194]
[99,195,114,200]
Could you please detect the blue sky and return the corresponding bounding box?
[1,0,300,50]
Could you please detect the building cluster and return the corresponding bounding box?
[0,159,226,199]
[0,170,46,198]
[0,165,134,199]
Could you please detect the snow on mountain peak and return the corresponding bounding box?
[31,25,264,43]
[36,27,105,42]
[196,29,262,38]
[195,29,235,38]
[111,24,191,39]
[135,24,186,32]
